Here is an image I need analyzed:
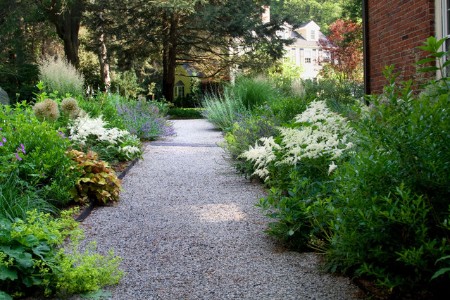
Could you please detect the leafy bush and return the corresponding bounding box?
[0,103,80,209]
[68,150,122,205]
[38,56,85,97]
[326,60,450,295]
[0,209,122,299]
[168,107,204,119]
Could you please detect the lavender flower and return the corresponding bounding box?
[15,152,22,161]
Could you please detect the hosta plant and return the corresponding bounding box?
[68,150,121,205]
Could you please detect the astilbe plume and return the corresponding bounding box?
[280,100,354,164]
[33,98,60,121]
[239,136,281,180]
[241,101,354,180]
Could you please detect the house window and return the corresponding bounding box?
[304,49,312,63]
[310,30,316,40]
[174,81,185,98]
[290,47,297,63]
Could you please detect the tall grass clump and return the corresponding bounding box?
[38,56,85,97]
[232,76,279,109]
[202,88,249,131]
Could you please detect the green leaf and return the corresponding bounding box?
[0,291,13,300]
[431,267,450,280]
[0,246,34,268]
[0,265,18,281]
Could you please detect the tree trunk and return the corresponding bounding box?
[162,13,178,103]
[45,0,84,67]
[97,12,111,91]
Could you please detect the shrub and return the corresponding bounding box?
[0,209,122,299]
[232,76,279,109]
[168,107,204,119]
[38,56,85,97]
[0,103,80,208]
[68,150,122,205]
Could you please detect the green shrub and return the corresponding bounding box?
[240,100,355,249]
[324,38,450,296]
[168,107,204,119]
[0,103,80,208]
[0,209,122,299]
[38,56,85,97]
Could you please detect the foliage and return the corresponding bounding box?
[112,69,143,99]
[267,59,303,95]
[38,56,85,97]
[0,103,80,208]
[68,113,142,162]
[319,19,363,82]
[270,0,344,33]
[116,99,175,140]
[168,107,204,119]
[68,150,122,205]
[0,209,122,299]
[202,77,280,131]
[202,89,249,131]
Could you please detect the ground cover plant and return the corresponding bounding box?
[0,209,122,299]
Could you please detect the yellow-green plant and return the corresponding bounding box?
[68,150,121,205]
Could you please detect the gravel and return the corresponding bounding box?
[76,119,362,300]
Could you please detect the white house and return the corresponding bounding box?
[277,21,330,80]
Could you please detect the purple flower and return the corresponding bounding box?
[2,137,6,143]
[0,142,3,147]
[20,143,26,154]
[15,152,22,161]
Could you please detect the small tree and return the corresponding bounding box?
[319,19,363,81]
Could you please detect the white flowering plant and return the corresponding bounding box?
[241,100,356,249]
[69,114,142,162]
[241,100,354,182]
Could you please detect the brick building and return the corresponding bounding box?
[363,0,449,94]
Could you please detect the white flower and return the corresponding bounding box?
[69,114,129,145]
[328,161,338,175]
[240,136,281,180]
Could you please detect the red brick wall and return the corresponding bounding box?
[367,0,435,93]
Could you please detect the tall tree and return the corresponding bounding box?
[35,0,86,67]
[100,0,286,102]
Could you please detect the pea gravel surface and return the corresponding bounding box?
[78,119,363,300]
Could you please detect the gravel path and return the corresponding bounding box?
[79,119,362,300]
